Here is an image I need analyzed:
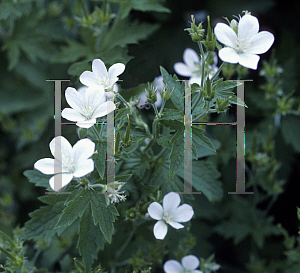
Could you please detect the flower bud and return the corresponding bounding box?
[93,5,115,24]
[126,208,138,221]
[146,83,158,104]
[230,19,238,34]
[222,63,235,79]
[160,86,174,101]
[202,77,215,101]
[185,15,205,42]
[202,16,216,51]
[115,124,121,152]
[215,97,231,113]
[237,64,248,77]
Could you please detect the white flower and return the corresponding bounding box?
[34,136,95,191]
[80,59,125,90]
[138,76,164,107]
[214,14,274,70]
[147,192,194,240]
[174,48,218,85]
[61,86,115,128]
[164,255,203,273]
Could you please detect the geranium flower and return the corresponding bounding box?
[214,14,274,70]
[147,192,194,240]
[174,48,218,85]
[34,136,95,191]
[61,86,115,128]
[80,59,125,90]
[164,255,203,273]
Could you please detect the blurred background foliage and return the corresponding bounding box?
[0,0,300,272]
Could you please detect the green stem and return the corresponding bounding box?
[115,93,129,108]
[193,101,217,122]
[159,100,166,115]
[91,125,102,141]
[153,103,160,117]
[80,0,89,18]
[211,62,226,81]
[131,109,152,138]
[198,42,206,89]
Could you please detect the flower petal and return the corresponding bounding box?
[248,31,274,54]
[34,158,55,174]
[49,173,73,191]
[214,23,237,48]
[108,63,125,79]
[182,255,200,270]
[174,63,191,77]
[238,14,259,40]
[49,136,72,160]
[163,192,181,213]
[153,76,164,90]
[218,47,240,64]
[92,59,108,78]
[168,221,184,229]
[173,204,194,222]
[65,87,85,113]
[80,71,99,87]
[93,101,116,118]
[62,108,86,122]
[84,86,105,109]
[153,220,168,240]
[73,138,95,162]
[76,120,96,128]
[73,158,94,177]
[239,53,260,70]
[183,48,200,72]
[148,202,163,220]
[164,260,184,273]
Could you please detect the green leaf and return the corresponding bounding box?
[106,0,170,19]
[93,142,106,179]
[281,114,300,153]
[215,80,242,93]
[156,134,172,149]
[0,3,21,20]
[21,195,68,241]
[192,127,216,152]
[169,128,184,180]
[159,119,184,130]
[23,169,51,188]
[55,190,90,228]
[89,191,119,243]
[77,207,105,272]
[161,108,184,121]
[160,66,184,111]
[177,160,223,202]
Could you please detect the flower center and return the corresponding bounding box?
[235,37,251,53]
[97,76,110,88]
[64,156,75,173]
[162,212,173,223]
[81,104,95,120]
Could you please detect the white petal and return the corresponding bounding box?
[65,87,84,113]
[49,136,72,160]
[92,59,108,78]
[77,86,87,97]
[155,92,163,108]
[183,48,200,71]
[164,260,184,273]
[248,31,274,54]
[93,101,116,118]
[163,192,181,213]
[214,23,237,48]
[72,138,95,161]
[84,86,105,108]
[189,77,201,85]
[168,221,184,229]
[153,220,168,240]
[34,158,55,174]
[148,202,163,220]
[62,108,86,122]
[153,76,164,90]
[108,63,125,79]
[174,63,191,77]
[193,270,203,273]
[182,255,200,270]
[76,120,96,128]
[49,173,73,191]
[80,71,99,87]
[238,14,259,40]
[239,53,260,70]
[73,159,94,177]
[218,48,240,64]
[173,204,194,222]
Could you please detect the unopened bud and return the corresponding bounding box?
[185,15,205,42]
